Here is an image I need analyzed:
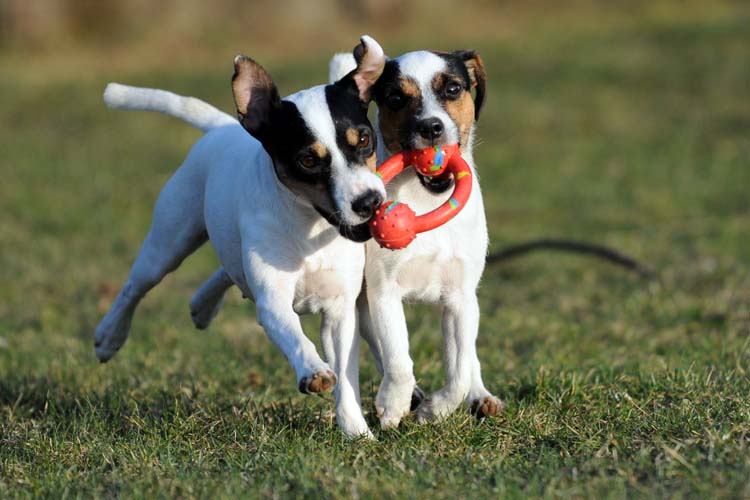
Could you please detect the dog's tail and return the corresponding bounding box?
[103,83,237,132]
[329,53,357,84]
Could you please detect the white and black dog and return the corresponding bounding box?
[329,48,504,428]
[93,36,387,437]
[188,47,503,428]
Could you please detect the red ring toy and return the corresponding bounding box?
[369,144,472,250]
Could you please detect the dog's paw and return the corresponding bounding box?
[93,311,133,362]
[415,397,452,424]
[337,412,376,440]
[415,388,464,423]
[189,295,224,330]
[469,395,504,419]
[376,408,409,430]
[298,370,337,394]
[375,375,415,429]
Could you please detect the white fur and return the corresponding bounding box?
[329,53,357,84]
[94,77,383,438]
[103,83,237,132]
[361,51,501,427]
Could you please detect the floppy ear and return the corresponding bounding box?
[232,55,280,137]
[454,50,487,120]
[337,35,386,102]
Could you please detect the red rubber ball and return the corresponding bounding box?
[369,201,417,250]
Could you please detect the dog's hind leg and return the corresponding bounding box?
[189,267,234,329]
[357,290,383,374]
[94,166,208,362]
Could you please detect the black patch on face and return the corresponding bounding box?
[255,101,344,234]
[373,60,421,109]
[372,60,424,116]
[257,101,331,187]
[314,204,373,242]
[434,52,473,93]
[325,84,376,166]
[253,90,374,243]
[372,60,426,152]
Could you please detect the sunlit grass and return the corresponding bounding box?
[1,2,749,498]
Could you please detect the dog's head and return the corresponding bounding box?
[232,36,386,242]
[373,50,486,156]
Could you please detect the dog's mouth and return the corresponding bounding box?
[314,206,372,243]
[399,137,456,194]
[418,172,454,194]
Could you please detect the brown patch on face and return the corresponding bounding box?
[365,152,377,172]
[432,73,475,146]
[444,92,475,146]
[310,141,328,158]
[400,78,420,99]
[345,128,359,147]
[378,76,423,153]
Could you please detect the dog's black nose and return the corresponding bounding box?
[351,190,383,219]
[417,117,445,140]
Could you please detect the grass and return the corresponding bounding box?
[1,2,749,498]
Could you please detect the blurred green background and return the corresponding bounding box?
[1,0,749,497]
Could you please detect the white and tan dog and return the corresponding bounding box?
[93,37,387,438]
[330,48,503,428]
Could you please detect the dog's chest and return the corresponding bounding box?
[395,255,465,302]
[292,242,362,314]
[293,267,346,313]
[366,165,488,303]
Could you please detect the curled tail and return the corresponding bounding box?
[103,83,237,132]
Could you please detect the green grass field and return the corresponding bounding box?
[1,2,749,498]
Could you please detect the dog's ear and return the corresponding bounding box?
[232,55,280,137]
[336,35,386,102]
[453,50,487,120]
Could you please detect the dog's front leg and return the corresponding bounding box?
[245,258,335,394]
[358,290,426,411]
[254,292,336,393]
[243,253,335,392]
[321,302,373,438]
[465,349,504,419]
[367,288,416,429]
[416,292,479,422]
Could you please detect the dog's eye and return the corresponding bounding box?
[445,81,462,98]
[299,154,316,169]
[385,91,405,110]
[358,132,370,149]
